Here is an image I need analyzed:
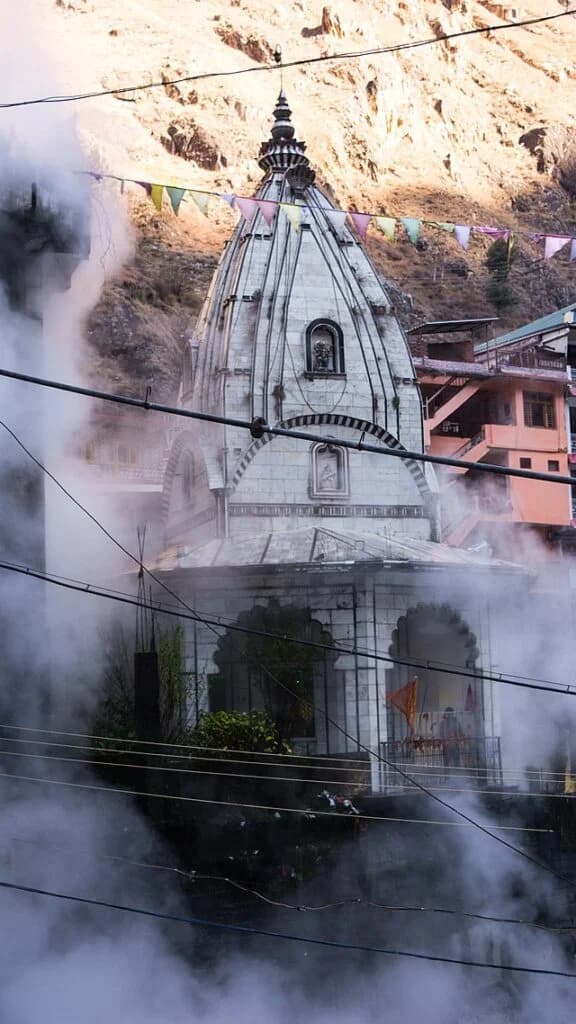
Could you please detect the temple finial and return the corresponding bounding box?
[258,90,315,188]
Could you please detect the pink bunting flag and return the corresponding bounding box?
[570,239,576,263]
[256,200,277,226]
[349,211,371,240]
[235,196,258,224]
[325,209,347,234]
[454,225,471,251]
[544,235,570,260]
[474,226,510,241]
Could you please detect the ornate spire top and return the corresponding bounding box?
[258,91,315,190]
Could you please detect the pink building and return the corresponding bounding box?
[409,310,574,558]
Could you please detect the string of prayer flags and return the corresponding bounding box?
[349,211,371,240]
[167,187,186,216]
[256,199,277,226]
[454,225,471,251]
[279,202,302,232]
[400,217,421,245]
[544,235,570,260]
[375,216,396,242]
[150,184,164,212]
[189,190,210,217]
[86,172,576,267]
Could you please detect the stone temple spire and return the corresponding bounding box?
[258,91,315,189]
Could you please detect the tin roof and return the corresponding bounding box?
[475,303,576,354]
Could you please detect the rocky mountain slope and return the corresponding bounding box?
[40,0,576,398]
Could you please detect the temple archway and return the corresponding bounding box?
[387,603,481,744]
[210,601,340,753]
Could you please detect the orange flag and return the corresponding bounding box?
[386,677,418,730]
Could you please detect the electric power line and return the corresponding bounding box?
[0,422,569,886]
[1,368,575,487]
[1,558,574,703]
[5,832,574,933]
[0,744,570,803]
[0,768,551,832]
[0,876,573,978]
[0,9,573,109]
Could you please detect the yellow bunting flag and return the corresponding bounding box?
[189,190,210,216]
[279,202,301,233]
[150,184,164,212]
[375,216,396,242]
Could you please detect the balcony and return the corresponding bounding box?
[378,735,502,793]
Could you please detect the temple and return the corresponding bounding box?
[155,92,522,788]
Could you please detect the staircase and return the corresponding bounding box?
[447,429,490,473]
[425,379,481,432]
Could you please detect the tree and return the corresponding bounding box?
[192,710,290,754]
[485,238,517,311]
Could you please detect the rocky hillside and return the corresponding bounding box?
[41,0,576,398]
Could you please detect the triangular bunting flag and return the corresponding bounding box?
[400,217,421,244]
[474,225,509,241]
[570,239,576,263]
[136,181,152,196]
[544,235,569,260]
[349,211,371,240]
[256,199,277,226]
[325,209,347,234]
[189,190,210,217]
[235,196,258,224]
[428,221,454,233]
[454,225,471,251]
[375,216,396,242]
[166,187,186,216]
[279,202,302,232]
[218,193,236,207]
[150,184,164,212]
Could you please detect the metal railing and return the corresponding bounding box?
[379,735,502,793]
[452,428,485,460]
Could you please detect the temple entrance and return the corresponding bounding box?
[383,603,500,786]
[210,601,339,753]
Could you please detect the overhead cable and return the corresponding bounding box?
[1,559,574,703]
[0,876,573,978]
[0,9,573,109]
[5,831,572,932]
[0,423,568,883]
[1,369,575,487]
[0,769,551,832]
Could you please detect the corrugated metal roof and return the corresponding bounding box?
[475,303,576,354]
[408,318,498,336]
[153,526,518,572]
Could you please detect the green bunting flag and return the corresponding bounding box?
[189,190,210,216]
[166,187,186,216]
[400,218,421,244]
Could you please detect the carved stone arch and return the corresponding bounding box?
[230,412,434,508]
[387,602,481,741]
[161,429,206,520]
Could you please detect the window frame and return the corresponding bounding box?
[523,391,556,430]
[305,319,345,377]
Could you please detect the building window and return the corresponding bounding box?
[310,442,349,498]
[181,452,195,504]
[519,457,532,469]
[548,460,560,473]
[305,320,345,375]
[523,391,556,429]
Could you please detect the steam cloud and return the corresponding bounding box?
[0,4,575,1022]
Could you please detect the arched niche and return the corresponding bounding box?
[210,600,341,753]
[387,602,481,743]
